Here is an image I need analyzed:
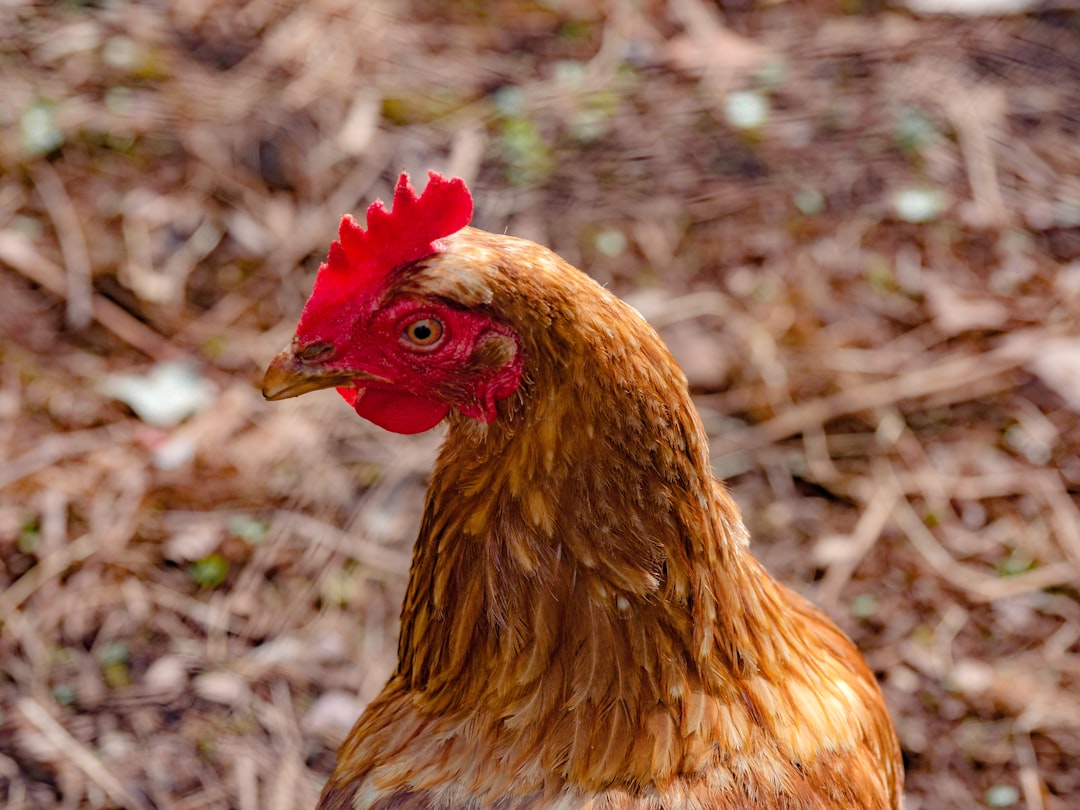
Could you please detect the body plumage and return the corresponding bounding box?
[263,174,903,810]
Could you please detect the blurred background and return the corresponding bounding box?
[2,1,1079,807]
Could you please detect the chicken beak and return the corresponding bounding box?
[261,348,356,401]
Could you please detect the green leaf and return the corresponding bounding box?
[190,554,230,588]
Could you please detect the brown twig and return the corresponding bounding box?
[16,696,152,810]
[944,85,1010,228]
[814,473,900,609]
[0,533,102,628]
[0,231,176,360]
[890,486,1080,603]
[0,426,122,490]
[713,333,1040,459]
[30,162,94,330]
[271,509,413,576]
[1015,732,1046,810]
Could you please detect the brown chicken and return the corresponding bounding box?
[263,172,903,809]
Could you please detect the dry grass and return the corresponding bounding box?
[1,1,1078,807]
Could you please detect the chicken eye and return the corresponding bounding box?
[403,318,444,349]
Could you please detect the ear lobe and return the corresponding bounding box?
[455,331,523,424]
[471,333,518,370]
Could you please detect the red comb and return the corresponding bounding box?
[302,171,473,316]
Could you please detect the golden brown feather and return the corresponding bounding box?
[270,226,903,809]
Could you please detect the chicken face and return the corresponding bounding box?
[263,291,522,434]
[262,172,524,434]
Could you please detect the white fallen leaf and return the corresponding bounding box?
[164,519,222,562]
[949,658,994,696]
[150,434,197,470]
[894,187,946,223]
[723,90,769,131]
[100,361,216,427]
[905,0,1036,15]
[1026,337,1080,413]
[143,655,189,695]
[193,671,251,707]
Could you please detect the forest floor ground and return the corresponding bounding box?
[1,2,1079,808]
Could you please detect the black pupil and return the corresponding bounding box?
[413,323,432,341]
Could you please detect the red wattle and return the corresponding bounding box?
[339,387,450,434]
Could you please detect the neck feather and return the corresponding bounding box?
[391,288,807,780]
[323,236,901,807]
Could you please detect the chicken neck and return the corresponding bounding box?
[386,290,821,789]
